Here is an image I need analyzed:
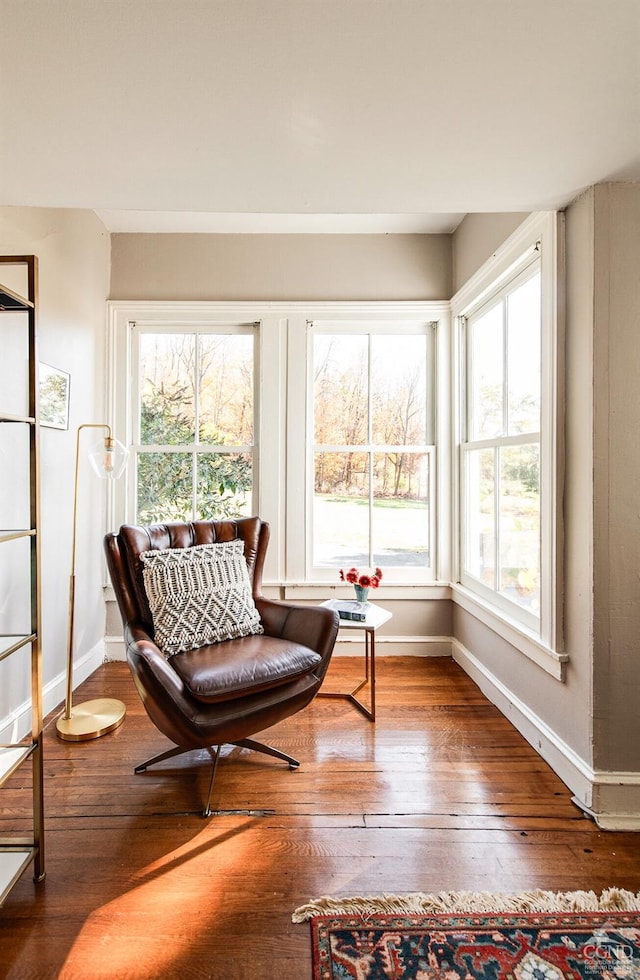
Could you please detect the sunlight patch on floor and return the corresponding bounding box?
[59,819,256,979]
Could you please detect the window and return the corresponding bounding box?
[309,322,436,582]
[130,324,256,523]
[454,212,563,650]
[109,301,446,588]
[462,262,541,628]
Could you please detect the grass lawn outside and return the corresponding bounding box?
[313,494,429,568]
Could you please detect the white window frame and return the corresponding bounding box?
[451,212,566,674]
[129,321,259,524]
[306,318,438,585]
[285,302,451,596]
[107,302,287,583]
[107,300,450,594]
[460,257,542,632]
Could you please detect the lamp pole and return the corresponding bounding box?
[56,423,127,741]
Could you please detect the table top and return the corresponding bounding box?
[321,598,392,631]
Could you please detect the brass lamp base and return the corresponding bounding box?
[56,698,126,742]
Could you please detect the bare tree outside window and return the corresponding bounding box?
[135,331,254,524]
[312,328,434,571]
[463,268,541,616]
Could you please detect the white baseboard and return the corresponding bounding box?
[0,640,106,743]
[104,635,127,661]
[333,635,452,658]
[587,775,640,830]
[452,638,640,831]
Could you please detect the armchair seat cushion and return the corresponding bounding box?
[170,634,322,704]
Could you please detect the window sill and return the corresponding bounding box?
[451,583,568,681]
[282,583,452,601]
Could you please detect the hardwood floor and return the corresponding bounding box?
[1,655,639,979]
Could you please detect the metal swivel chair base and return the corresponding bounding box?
[134,738,300,817]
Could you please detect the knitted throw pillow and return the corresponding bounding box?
[140,539,263,658]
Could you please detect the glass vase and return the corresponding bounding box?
[354,585,370,603]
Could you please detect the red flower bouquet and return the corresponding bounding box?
[339,566,383,589]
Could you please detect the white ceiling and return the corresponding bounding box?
[2,0,639,234]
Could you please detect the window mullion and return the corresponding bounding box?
[194,333,201,445]
[464,317,472,441]
[129,323,141,522]
[494,445,501,594]
[368,452,374,568]
[193,333,200,519]
[465,433,540,452]
[367,335,374,567]
[191,450,198,519]
[502,299,508,437]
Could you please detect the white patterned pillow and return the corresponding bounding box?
[140,539,263,658]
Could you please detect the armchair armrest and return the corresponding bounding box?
[255,598,338,674]
[124,621,217,747]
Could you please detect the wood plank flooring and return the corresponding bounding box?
[1,655,639,979]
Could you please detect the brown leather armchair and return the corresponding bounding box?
[104,517,338,815]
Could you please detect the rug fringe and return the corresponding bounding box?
[292,887,640,922]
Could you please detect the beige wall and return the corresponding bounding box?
[562,189,597,764]
[452,213,530,295]
[0,207,111,728]
[452,601,593,762]
[591,183,640,772]
[451,185,640,816]
[450,205,595,763]
[110,233,452,301]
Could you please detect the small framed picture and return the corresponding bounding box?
[39,363,70,430]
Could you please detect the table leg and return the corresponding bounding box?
[318,627,376,721]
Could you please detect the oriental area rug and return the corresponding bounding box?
[292,888,640,980]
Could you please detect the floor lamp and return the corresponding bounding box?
[56,423,129,741]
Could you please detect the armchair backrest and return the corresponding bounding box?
[105,517,269,633]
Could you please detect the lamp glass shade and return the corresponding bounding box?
[88,436,129,480]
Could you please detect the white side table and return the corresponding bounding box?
[318,599,392,721]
